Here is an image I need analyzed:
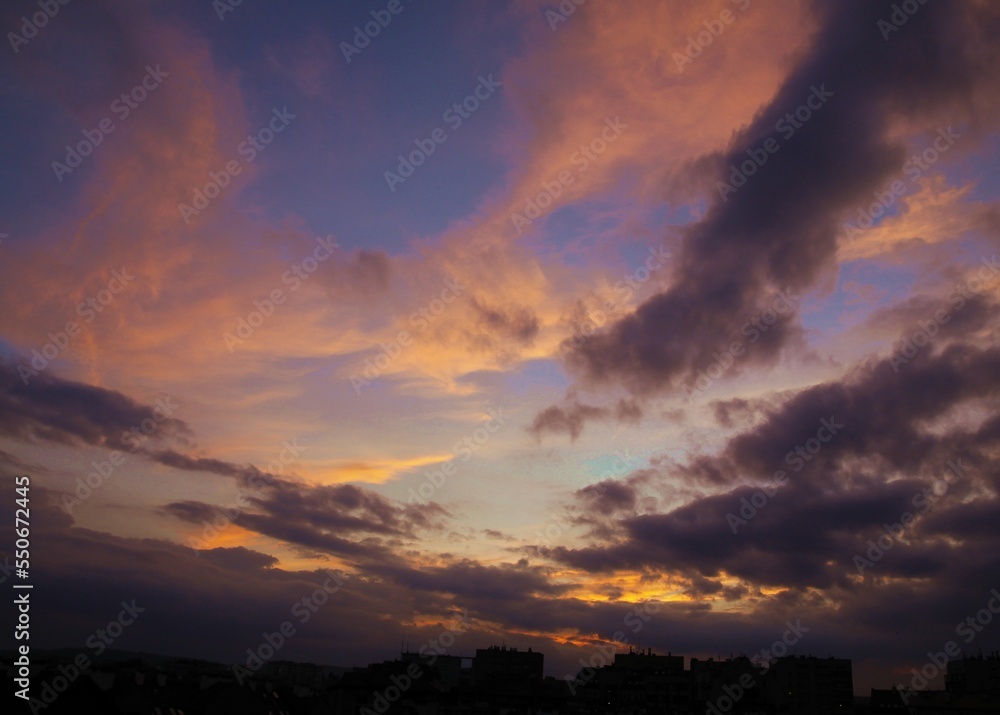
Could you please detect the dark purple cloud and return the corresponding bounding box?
[532,331,1000,660]
[556,0,1000,403]
[0,358,190,449]
[2,478,997,691]
[163,477,452,562]
[529,397,642,441]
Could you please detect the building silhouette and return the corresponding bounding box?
[10,644,1000,713]
[763,654,854,714]
[472,644,543,685]
[946,652,1000,699]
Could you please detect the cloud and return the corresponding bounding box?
[0,358,190,449]
[0,360,304,489]
[164,477,452,563]
[5,477,998,690]
[139,449,271,482]
[483,528,516,542]
[528,396,642,442]
[574,469,655,518]
[316,247,394,299]
[367,558,574,602]
[538,330,1000,601]
[528,402,607,442]
[557,0,1000,398]
[469,297,540,347]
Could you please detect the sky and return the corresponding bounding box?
[2,0,1000,696]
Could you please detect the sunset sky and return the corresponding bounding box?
[2,0,1000,695]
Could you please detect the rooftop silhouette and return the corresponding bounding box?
[7,648,1000,714]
